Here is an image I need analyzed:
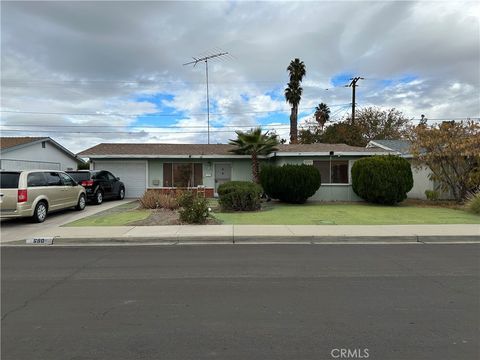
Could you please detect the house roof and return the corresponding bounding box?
[79,142,390,158]
[0,137,47,150]
[0,136,84,163]
[367,139,412,155]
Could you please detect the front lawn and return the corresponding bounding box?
[65,199,480,226]
[212,201,480,225]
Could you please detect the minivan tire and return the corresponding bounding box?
[94,190,103,205]
[76,194,86,211]
[33,201,48,223]
[118,187,125,200]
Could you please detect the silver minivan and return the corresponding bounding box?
[0,170,86,223]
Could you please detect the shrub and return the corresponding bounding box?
[178,191,209,224]
[351,155,413,205]
[425,189,439,201]
[218,181,262,211]
[464,190,480,214]
[139,190,179,210]
[260,164,321,203]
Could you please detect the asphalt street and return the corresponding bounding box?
[2,244,479,360]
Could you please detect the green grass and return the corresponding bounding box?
[212,202,480,225]
[66,201,150,226]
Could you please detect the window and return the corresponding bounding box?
[95,171,108,181]
[59,173,75,186]
[106,172,116,181]
[313,160,349,184]
[41,141,46,148]
[45,172,62,186]
[27,172,47,187]
[163,163,203,187]
[0,172,20,189]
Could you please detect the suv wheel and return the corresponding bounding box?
[94,190,103,205]
[33,201,48,223]
[76,194,86,211]
[118,187,125,200]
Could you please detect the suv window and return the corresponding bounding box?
[59,173,75,186]
[45,172,62,186]
[27,172,48,187]
[95,171,108,181]
[106,172,116,181]
[0,172,20,189]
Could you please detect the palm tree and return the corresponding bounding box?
[229,127,279,183]
[314,102,330,130]
[285,58,306,144]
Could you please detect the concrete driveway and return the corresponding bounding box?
[0,199,133,243]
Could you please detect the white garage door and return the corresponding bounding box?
[94,160,146,198]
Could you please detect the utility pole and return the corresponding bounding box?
[183,52,229,144]
[345,76,363,124]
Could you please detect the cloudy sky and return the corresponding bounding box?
[1,0,479,153]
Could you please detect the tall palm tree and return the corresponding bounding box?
[229,127,279,183]
[285,58,306,144]
[314,102,330,130]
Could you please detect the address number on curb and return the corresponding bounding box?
[26,237,54,245]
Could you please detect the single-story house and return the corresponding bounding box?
[79,143,390,200]
[0,137,84,171]
[366,139,451,199]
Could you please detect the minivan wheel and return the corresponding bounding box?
[76,194,86,211]
[94,190,103,205]
[33,201,48,223]
[118,187,125,200]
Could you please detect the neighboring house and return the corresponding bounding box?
[366,139,449,199]
[0,137,84,171]
[79,143,389,200]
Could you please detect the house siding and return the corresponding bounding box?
[0,141,79,171]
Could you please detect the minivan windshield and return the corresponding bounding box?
[0,172,20,189]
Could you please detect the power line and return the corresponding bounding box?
[0,104,351,117]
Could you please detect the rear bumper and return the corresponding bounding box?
[0,203,33,219]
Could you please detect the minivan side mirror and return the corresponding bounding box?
[116,177,120,181]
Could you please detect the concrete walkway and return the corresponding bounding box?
[3,224,479,245]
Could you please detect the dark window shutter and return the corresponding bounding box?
[194,163,203,186]
[163,163,172,187]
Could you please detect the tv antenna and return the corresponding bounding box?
[183,52,229,144]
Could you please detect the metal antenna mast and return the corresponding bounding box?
[183,52,229,144]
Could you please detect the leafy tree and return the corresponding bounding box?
[410,120,480,201]
[313,107,410,147]
[285,58,306,144]
[314,102,330,130]
[229,127,279,183]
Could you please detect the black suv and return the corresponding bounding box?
[66,170,125,205]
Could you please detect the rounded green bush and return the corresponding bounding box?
[260,164,321,203]
[351,155,413,205]
[218,181,262,211]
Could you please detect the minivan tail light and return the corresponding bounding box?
[81,180,94,187]
[18,189,28,203]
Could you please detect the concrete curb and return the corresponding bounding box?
[2,235,479,246]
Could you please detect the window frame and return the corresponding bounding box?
[313,159,350,185]
[162,162,203,187]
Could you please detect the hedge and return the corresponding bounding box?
[351,155,413,204]
[218,181,262,211]
[260,164,321,203]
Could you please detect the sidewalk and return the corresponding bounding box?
[2,224,479,245]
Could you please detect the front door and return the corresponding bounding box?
[214,163,231,194]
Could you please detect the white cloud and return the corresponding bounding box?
[1,1,478,153]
